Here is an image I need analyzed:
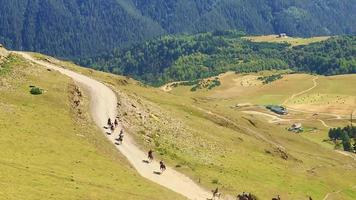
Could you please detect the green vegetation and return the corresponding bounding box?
[0,54,19,76]
[29,86,43,95]
[81,31,290,85]
[191,78,221,91]
[328,126,356,152]
[0,55,184,199]
[83,32,355,86]
[1,0,356,59]
[258,74,283,84]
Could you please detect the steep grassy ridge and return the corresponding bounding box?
[0,52,184,200]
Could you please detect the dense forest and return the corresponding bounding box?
[0,0,355,59]
[80,31,356,86]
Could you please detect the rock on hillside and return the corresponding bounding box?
[0,44,10,62]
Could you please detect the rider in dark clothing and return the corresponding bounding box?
[148,150,154,162]
[159,161,166,173]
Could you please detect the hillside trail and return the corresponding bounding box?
[282,76,318,105]
[15,52,211,200]
[322,185,356,200]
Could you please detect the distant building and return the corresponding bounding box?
[277,33,287,38]
[266,105,288,115]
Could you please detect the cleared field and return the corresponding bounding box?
[38,55,356,200]
[0,53,184,200]
[288,75,356,115]
[245,35,330,46]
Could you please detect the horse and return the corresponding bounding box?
[148,150,154,162]
[237,192,257,200]
[237,194,249,200]
[212,188,221,200]
[116,134,124,144]
[107,118,112,126]
[114,119,118,127]
[272,195,281,200]
[159,161,166,173]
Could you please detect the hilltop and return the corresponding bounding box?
[0,0,355,59]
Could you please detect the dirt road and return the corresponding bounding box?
[16,52,211,200]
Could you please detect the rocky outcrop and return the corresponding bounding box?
[0,44,9,61]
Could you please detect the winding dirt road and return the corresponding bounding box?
[16,52,211,200]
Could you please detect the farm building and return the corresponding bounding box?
[266,105,288,115]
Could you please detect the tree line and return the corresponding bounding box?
[328,125,356,152]
[79,31,355,86]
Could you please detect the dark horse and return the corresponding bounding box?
[148,150,154,162]
[237,192,257,200]
[116,133,124,145]
[114,118,118,127]
[272,195,281,200]
[212,187,221,200]
[159,161,166,173]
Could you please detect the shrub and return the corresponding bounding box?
[30,87,43,95]
[211,179,219,184]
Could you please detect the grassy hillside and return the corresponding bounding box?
[0,51,184,199]
[38,54,356,199]
[82,32,355,86]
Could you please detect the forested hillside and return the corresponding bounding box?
[0,0,355,59]
[81,32,356,86]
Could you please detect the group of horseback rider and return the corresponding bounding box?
[107,117,123,144]
[107,118,166,174]
[107,117,119,132]
[148,149,166,173]
[212,189,311,200]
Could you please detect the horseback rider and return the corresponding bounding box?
[148,150,154,162]
[212,187,221,199]
[107,118,112,126]
[159,161,166,173]
[117,133,124,144]
[114,118,118,127]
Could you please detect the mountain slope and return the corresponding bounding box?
[36,54,356,199]
[0,0,164,59]
[0,47,184,200]
[0,0,355,59]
